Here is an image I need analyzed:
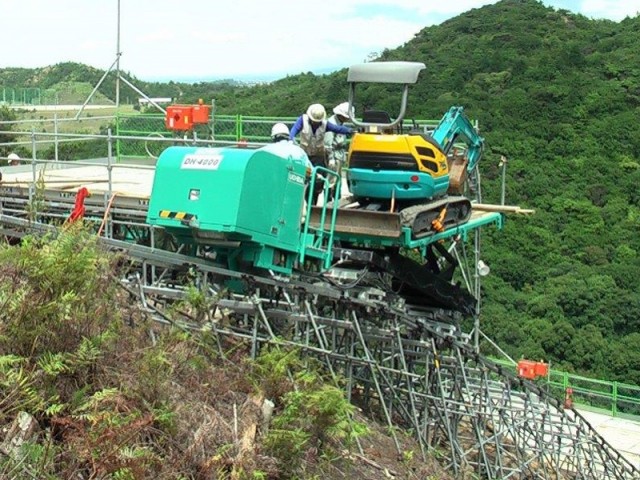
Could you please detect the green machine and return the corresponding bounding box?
[146,143,336,274]
[146,138,503,315]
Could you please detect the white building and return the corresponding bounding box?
[138,97,173,107]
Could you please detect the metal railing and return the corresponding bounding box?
[491,357,640,420]
[114,112,444,158]
[1,111,444,162]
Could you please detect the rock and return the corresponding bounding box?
[0,411,41,458]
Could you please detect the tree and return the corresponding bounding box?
[0,106,18,158]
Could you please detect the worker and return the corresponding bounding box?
[271,122,290,142]
[270,120,313,170]
[7,153,20,166]
[324,102,354,201]
[270,122,315,219]
[289,104,353,205]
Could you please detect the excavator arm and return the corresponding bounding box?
[430,106,484,172]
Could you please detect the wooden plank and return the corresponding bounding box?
[472,203,535,215]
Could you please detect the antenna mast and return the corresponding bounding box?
[116,0,121,111]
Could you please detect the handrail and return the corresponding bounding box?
[300,166,341,269]
[491,356,640,419]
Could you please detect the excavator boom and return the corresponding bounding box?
[431,106,484,172]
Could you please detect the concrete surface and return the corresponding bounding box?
[577,408,640,469]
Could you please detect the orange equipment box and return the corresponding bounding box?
[165,104,210,131]
[192,104,210,124]
[534,361,549,377]
[517,360,548,380]
[165,105,194,131]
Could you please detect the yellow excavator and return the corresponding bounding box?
[344,61,484,238]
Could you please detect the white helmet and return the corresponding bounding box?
[7,153,20,165]
[333,102,354,119]
[306,103,326,123]
[271,122,289,138]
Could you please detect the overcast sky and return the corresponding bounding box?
[2,0,639,81]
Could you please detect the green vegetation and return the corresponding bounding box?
[1,0,638,383]
[0,106,18,158]
[204,0,639,384]
[0,227,445,479]
[255,347,368,477]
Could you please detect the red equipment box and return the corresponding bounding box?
[192,104,210,124]
[517,360,548,380]
[534,361,549,377]
[165,105,194,131]
[165,102,210,131]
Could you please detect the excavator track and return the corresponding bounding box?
[309,194,473,240]
[330,247,475,315]
[399,195,472,238]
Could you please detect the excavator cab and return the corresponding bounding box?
[345,62,451,202]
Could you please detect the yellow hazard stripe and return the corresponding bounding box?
[158,210,194,221]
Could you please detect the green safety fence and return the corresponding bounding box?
[492,357,640,420]
[0,86,113,106]
[116,113,297,159]
[0,87,42,105]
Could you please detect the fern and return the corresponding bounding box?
[68,336,103,370]
[118,445,152,460]
[0,354,25,368]
[0,366,46,416]
[77,387,120,411]
[73,387,120,423]
[44,401,66,417]
[37,352,69,376]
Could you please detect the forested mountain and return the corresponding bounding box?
[1,0,639,383]
[0,63,243,106]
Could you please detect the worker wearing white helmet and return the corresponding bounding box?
[289,103,353,205]
[7,153,20,166]
[271,122,290,142]
[325,102,355,201]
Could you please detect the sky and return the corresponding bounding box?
[2,0,639,82]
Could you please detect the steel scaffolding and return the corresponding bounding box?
[113,239,640,479]
[0,213,636,479]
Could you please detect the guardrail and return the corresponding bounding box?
[491,357,640,420]
[1,111,444,161]
[114,112,443,159]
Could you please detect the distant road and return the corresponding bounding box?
[6,104,116,111]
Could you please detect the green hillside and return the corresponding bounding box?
[1,0,638,383]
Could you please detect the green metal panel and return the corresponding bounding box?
[314,210,504,251]
[147,143,310,255]
[237,143,309,250]
[147,145,248,231]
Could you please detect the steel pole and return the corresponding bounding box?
[499,155,507,205]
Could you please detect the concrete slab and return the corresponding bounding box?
[577,409,640,469]
[1,164,154,199]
